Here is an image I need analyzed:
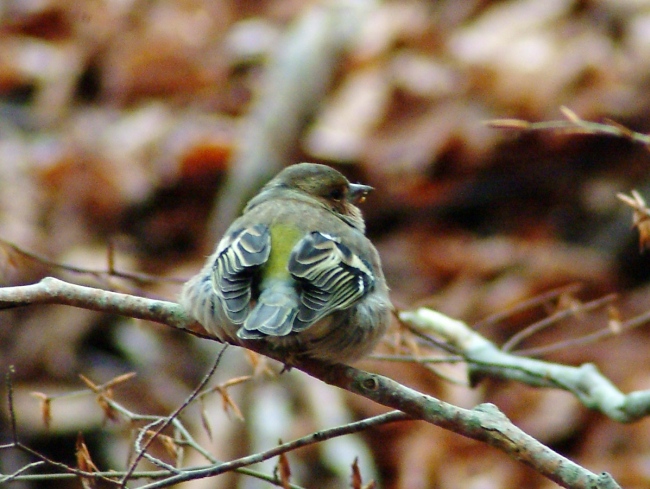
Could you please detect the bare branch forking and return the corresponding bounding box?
[0,277,628,488]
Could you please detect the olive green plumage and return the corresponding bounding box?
[181,163,390,363]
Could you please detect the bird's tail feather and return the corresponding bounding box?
[238,283,298,339]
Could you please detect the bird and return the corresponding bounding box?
[180,162,390,363]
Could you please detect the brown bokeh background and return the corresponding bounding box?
[2,1,650,487]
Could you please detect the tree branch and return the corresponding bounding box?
[487,106,650,147]
[0,278,624,488]
[400,308,650,423]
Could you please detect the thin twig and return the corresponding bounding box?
[4,442,121,486]
[0,461,46,484]
[0,237,185,285]
[487,107,650,147]
[137,411,410,488]
[120,344,229,486]
[6,366,17,444]
[515,307,650,357]
[473,283,582,330]
[502,293,617,352]
[401,307,650,424]
[369,354,465,364]
[0,278,628,488]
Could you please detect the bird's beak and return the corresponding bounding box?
[349,183,373,204]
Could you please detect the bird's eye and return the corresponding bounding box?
[328,187,345,201]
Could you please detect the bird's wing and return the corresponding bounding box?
[288,231,375,331]
[212,224,270,324]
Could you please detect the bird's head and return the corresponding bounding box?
[259,163,372,231]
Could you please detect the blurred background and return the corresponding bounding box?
[2,0,650,487]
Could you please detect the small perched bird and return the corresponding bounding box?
[181,163,390,363]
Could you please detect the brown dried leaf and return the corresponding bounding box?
[217,387,245,421]
[30,392,51,429]
[76,432,99,489]
[199,398,213,441]
[0,239,49,286]
[555,292,584,321]
[244,349,275,377]
[209,375,251,421]
[351,457,362,489]
[244,349,261,370]
[277,450,291,489]
[637,220,650,252]
[106,239,116,274]
[142,430,178,459]
[158,432,179,460]
[350,457,376,489]
[602,117,638,140]
[76,432,99,471]
[220,375,252,389]
[103,372,137,389]
[96,395,118,422]
[79,374,100,392]
[617,191,650,251]
[607,305,622,334]
[560,105,581,124]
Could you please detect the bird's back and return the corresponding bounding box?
[236,198,332,339]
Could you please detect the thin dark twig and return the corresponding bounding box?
[3,442,121,486]
[503,293,617,352]
[392,317,469,385]
[620,307,650,330]
[0,279,626,487]
[0,461,47,483]
[120,344,229,486]
[369,354,466,364]
[394,310,470,383]
[395,309,462,357]
[474,283,582,330]
[487,111,650,146]
[138,410,410,488]
[107,238,116,275]
[2,375,119,484]
[515,307,650,357]
[6,366,17,444]
[0,237,185,285]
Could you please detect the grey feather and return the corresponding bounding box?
[211,224,270,324]
[238,282,299,338]
[289,232,374,332]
